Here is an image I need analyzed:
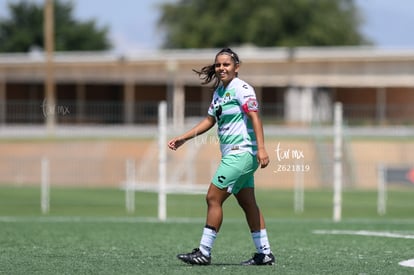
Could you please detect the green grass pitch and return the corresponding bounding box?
[0,186,413,274]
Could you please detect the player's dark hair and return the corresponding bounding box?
[193,48,240,90]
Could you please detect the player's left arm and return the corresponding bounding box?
[246,111,269,168]
[239,82,269,168]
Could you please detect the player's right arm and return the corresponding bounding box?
[167,115,216,151]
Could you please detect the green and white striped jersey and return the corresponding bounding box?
[208,78,259,156]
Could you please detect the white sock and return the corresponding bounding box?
[199,227,217,257]
[252,229,271,255]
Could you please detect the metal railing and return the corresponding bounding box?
[1,100,413,126]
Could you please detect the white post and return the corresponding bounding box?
[158,101,167,221]
[377,164,387,215]
[41,157,50,214]
[125,159,135,213]
[294,160,304,213]
[333,102,343,222]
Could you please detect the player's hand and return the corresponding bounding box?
[257,148,269,168]
[167,137,186,151]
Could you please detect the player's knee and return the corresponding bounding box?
[205,192,226,208]
[205,193,218,207]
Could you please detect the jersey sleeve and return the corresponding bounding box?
[208,102,215,117]
[207,92,217,118]
[237,82,259,113]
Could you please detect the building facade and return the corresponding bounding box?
[1,46,414,127]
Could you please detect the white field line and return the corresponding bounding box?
[399,259,414,268]
[314,229,414,269]
[313,229,414,240]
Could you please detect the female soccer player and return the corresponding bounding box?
[167,48,275,266]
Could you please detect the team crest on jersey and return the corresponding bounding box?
[222,92,232,103]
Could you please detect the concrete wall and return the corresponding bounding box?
[1,138,413,190]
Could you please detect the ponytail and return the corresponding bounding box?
[192,64,218,90]
[193,48,241,91]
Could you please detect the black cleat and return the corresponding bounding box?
[241,252,275,266]
[177,248,211,265]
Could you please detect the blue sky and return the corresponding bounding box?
[0,0,413,53]
[356,0,414,48]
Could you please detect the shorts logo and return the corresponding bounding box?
[217,175,226,183]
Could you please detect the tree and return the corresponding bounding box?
[158,0,370,48]
[0,0,111,53]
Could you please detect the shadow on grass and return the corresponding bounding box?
[176,262,275,266]
[211,262,243,266]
